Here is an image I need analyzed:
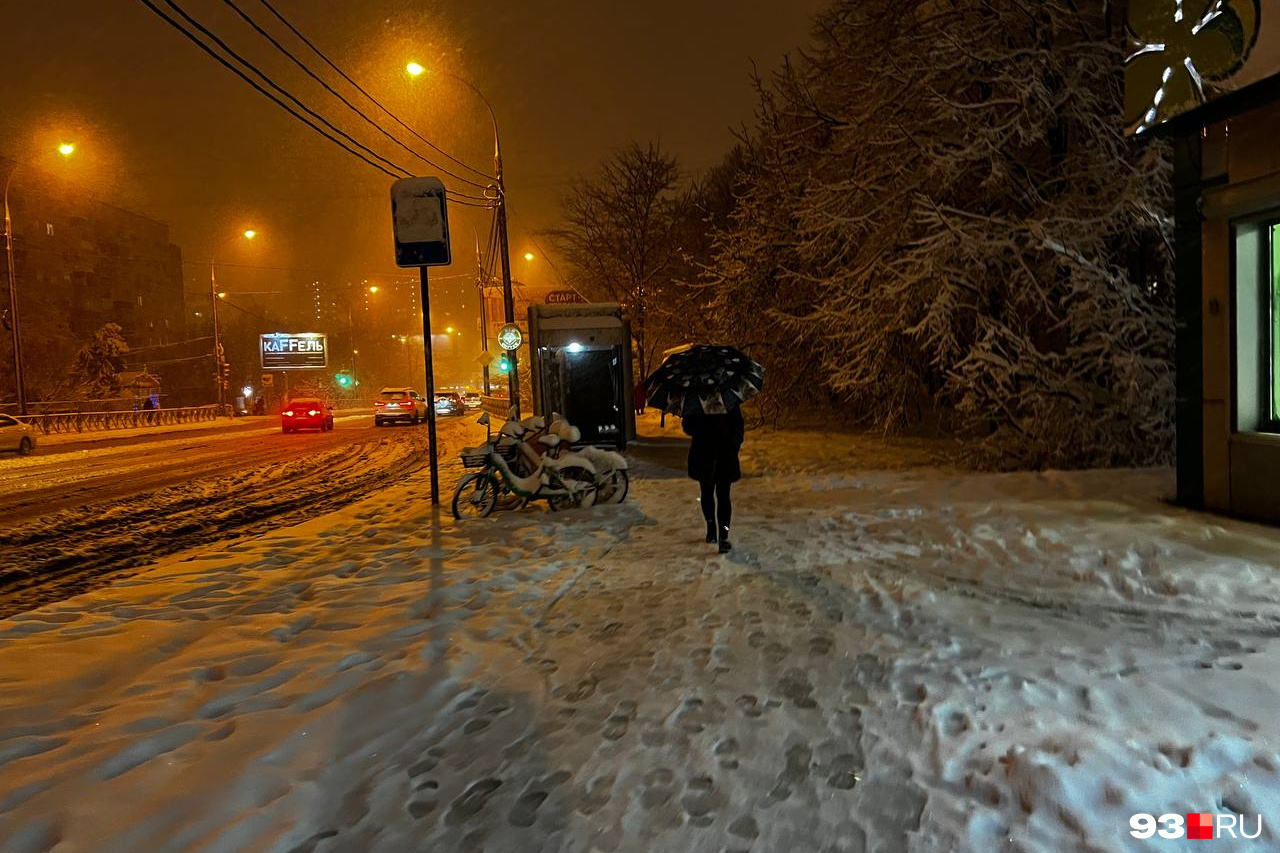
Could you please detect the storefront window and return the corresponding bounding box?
[1272,223,1280,425]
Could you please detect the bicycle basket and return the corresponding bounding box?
[460,442,518,468]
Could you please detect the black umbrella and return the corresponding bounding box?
[644,345,765,417]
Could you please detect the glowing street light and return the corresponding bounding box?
[523,252,535,262]
[5,140,80,414]
[210,228,260,413]
[368,285,379,294]
[445,325,455,334]
[406,62,425,77]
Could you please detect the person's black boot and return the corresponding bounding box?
[718,527,731,553]
[705,520,717,543]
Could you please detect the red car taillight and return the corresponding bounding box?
[375,401,386,407]
[307,410,319,417]
[404,400,415,408]
[283,410,294,417]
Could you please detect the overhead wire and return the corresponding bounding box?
[158,0,414,177]
[134,0,408,180]
[218,0,492,191]
[506,205,587,300]
[254,0,496,184]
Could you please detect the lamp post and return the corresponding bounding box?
[3,143,74,416]
[3,167,29,417]
[407,63,520,414]
[210,229,257,415]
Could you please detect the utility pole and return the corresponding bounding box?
[3,166,29,416]
[210,261,225,415]
[495,187,519,414]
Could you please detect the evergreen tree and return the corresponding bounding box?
[74,323,131,397]
[708,0,1174,467]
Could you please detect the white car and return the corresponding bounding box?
[0,413,37,455]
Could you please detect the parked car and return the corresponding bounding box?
[281,398,334,433]
[435,392,465,416]
[0,414,37,455]
[375,387,425,426]
[463,392,482,410]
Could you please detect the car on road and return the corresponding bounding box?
[375,387,425,426]
[435,392,465,417]
[0,414,37,455]
[463,392,482,410]
[281,398,335,433]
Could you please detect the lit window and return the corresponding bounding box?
[45,223,54,236]
[1271,223,1280,424]
[1242,220,1280,433]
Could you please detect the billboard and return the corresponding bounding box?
[260,333,327,370]
[1126,0,1280,134]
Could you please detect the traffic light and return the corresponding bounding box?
[335,372,352,388]
[496,354,511,374]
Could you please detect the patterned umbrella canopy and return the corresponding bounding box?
[644,345,765,417]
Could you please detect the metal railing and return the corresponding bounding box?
[17,406,222,435]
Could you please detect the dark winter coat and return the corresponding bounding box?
[682,407,744,483]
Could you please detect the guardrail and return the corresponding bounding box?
[479,395,514,417]
[18,406,222,435]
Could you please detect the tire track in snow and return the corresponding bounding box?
[0,424,478,618]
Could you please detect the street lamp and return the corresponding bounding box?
[407,62,521,414]
[210,228,258,415]
[524,252,535,262]
[4,141,75,415]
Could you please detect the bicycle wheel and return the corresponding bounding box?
[452,472,498,519]
[548,466,597,512]
[597,468,630,504]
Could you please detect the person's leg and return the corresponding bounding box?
[716,479,733,551]
[699,478,717,542]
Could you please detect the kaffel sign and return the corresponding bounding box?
[260,333,328,370]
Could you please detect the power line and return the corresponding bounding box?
[158,0,413,178]
[219,0,491,192]
[507,205,586,300]
[128,336,215,351]
[255,0,496,185]
[134,0,406,180]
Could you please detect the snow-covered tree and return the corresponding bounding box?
[708,0,1174,467]
[73,323,131,398]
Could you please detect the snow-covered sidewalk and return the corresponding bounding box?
[2,424,1279,852]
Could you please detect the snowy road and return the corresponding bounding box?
[1,421,1279,852]
[0,415,484,617]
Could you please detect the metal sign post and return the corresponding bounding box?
[391,177,453,505]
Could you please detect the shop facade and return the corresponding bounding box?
[1127,1,1280,522]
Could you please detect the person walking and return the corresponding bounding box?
[683,405,744,553]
